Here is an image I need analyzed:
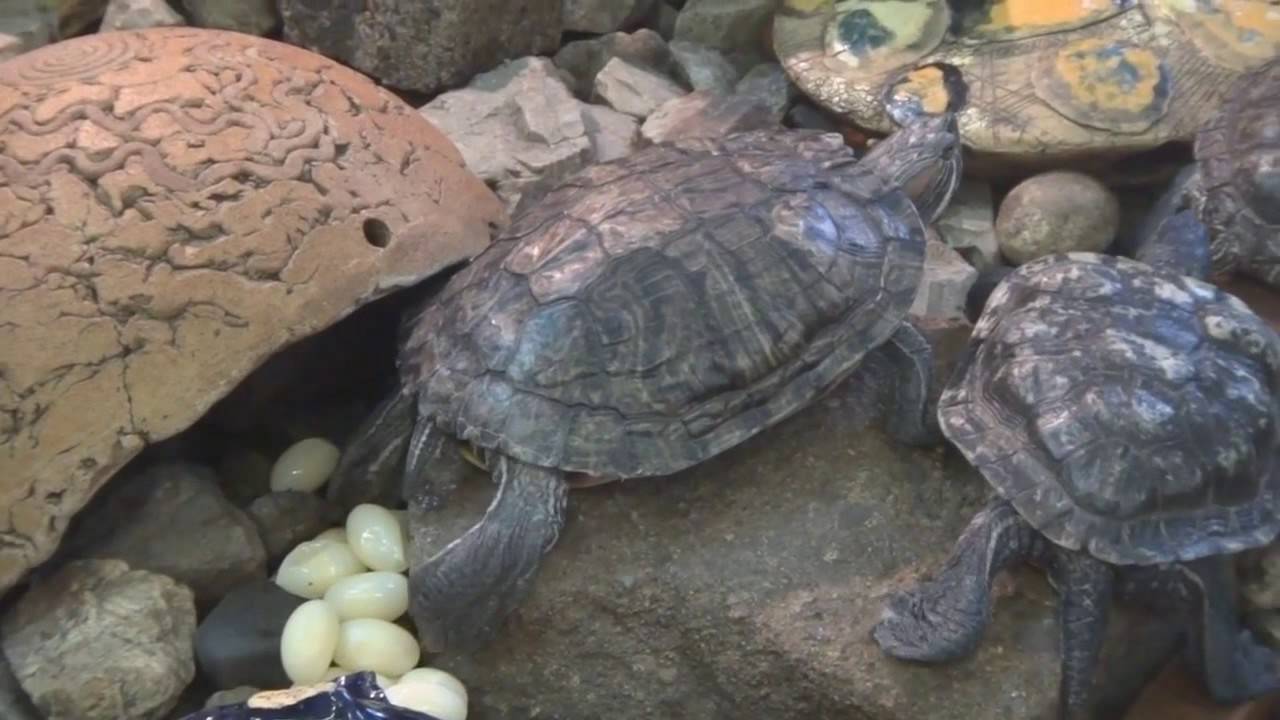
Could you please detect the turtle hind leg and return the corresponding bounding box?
[871,321,942,447]
[327,387,416,508]
[1047,549,1115,720]
[409,454,568,655]
[873,498,1045,662]
[1179,556,1280,703]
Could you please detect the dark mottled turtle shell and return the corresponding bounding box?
[1196,58,1280,286]
[398,129,928,478]
[941,252,1280,565]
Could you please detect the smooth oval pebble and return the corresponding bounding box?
[323,571,409,621]
[314,527,347,544]
[385,682,467,720]
[275,539,367,599]
[280,600,340,685]
[346,504,408,572]
[398,668,468,703]
[271,437,341,492]
[333,618,421,678]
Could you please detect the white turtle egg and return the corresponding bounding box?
[323,571,409,621]
[385,681,468,720]
[271,437,341,492]
[275,539,367,599]
[314,527,348,544]
[280,600,340,685]
[333,618,421,677]
[397,667,468,703]
[346,504,408,572]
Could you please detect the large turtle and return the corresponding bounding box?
[1134,58,1280,290]
[873,246,1280,718]
[772,0,1280,169]
[333,113,964,654]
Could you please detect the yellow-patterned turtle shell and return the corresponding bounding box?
[773,0,1280,165]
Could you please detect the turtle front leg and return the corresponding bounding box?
[873,498,1046,662]
[1045,549,1114,720]
[872,321,942,447]
[327,387,416,508]
[408,454,568,655]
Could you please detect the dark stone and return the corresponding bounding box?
[247,492,345,564]
[195,579,305,691]
[278,0,563,95]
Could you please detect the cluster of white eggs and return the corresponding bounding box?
[267,437,468,720]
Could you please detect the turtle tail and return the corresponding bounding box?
[873,498,1044,662]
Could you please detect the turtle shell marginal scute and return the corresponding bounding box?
[941,253,1280,566]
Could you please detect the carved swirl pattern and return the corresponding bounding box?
[0,31,137,85]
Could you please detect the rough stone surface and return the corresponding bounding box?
[996,171,1120,265]
[0,28,504,596]
[0,4,54,54]
[279,0,562,95]
[195,579,304,691]
[247,491,344,563]
[735,62,797,121]
[593,56,687,119]
[911,237,979,324]
[564,0,654,34]
[420,57,594,211]
[673,0,776,54]
[553,29,676,100]
[669,40,739,93]
[936,179,1001,269]
[101,0,185,31]
[1,559,196,720]
[0,33,23,62]
[217,448,275,508]
[179,0,277,34]
[640,89,779,144]
[582,104,642,163]
[0,647,41,720]
[63,462,267,609]
[650,0,678,39]
[410,364,1167,719]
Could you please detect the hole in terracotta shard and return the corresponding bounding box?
[362,218,392,248]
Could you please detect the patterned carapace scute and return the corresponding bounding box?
[398,129,927,479]
[0,28,504,595]
[1196,58,1280,288]
[186,673,441,720]
[940,252,1280,565]
[772,0,1280,161]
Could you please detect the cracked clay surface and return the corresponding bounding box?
[0,28,505,596]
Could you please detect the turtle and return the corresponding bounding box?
[331,111,965,655]
[1133,58,1280,291]
[771,0,1280,170]
[872,243,1280,718]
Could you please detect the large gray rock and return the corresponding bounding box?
[640,89,778,144]
[554,29,677,100]
[910,238,979,324]
[409,362,1065,719]
[593,57,687,119]
[246,491,343,563]
[101,0,184,30]
[582,104,642,163]
[734,62,798,122]
[669,40,739,93]
[564,0,654,34]
[0,647,41,720]
[673,0,776,54]
[180,0,276,34]
[935,179,1001,270]
[279,0,562,95]
[195,579,305,691]
[1,559,196,720]
[63,461,267,609]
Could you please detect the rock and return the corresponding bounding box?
[785,100,845,133]
[247,491,344,563]
[996,171,1121,266]
[935,179,1001,269]
[409,360,1166,719]
[205,686,259,709]
[594,57,687,119]
[640,89,778,144]
[195,579,306,691]
[179,0,276,34]
[0,2,55,53]
[734,62,797,121]
[218,448,276,508]
[911,237,979,324]
[101,0,184,30]
[673,0,776,54]
[64,462,268,609]
[582,104,642,163]
[553,28,676,100]
[1,559,196,720]
[279,0,562,95]
[650,0,678,39]
[564,0,654,34]
[1122,663,1280,720]
[0,647,42,720]
[419,57,594,212]
[669,40,739,93]
[0,29,504,597]
[55,0,112,37]
[0,33,24,61]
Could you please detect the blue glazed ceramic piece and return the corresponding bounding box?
[183,672,441,720]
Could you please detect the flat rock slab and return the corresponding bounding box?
[410,366,1065,719]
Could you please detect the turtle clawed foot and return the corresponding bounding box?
[873,579,988,663]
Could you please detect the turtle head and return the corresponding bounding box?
[862,111,963,225]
